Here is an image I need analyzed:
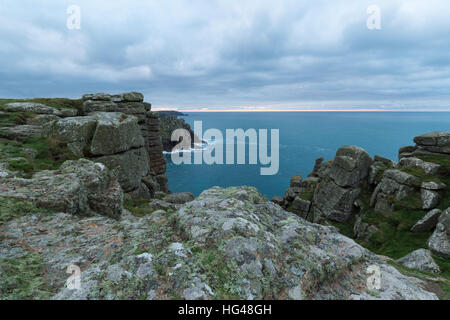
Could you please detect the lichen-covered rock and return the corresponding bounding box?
[330,146,373,187]
[163,192,194,204]
[44,116,97,157]
[411,209,442,233]
[398,157,441,176]
[0,186,439,300]
[414,132,450,154]
[420,182,445,210]
[95,147,150,192]
[290,196,311,219]
[3,102,58,114]
[313,177,360,222]
[88,112,144,156]
[428,208,450,259]
[370,170,420,215]
[27,114,61,126]
[396,249,441,274]
[0,159,122,218]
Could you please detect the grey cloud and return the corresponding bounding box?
[0,0,449,110]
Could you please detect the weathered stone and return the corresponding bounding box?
[3,102,58,114]
[421,188,442,210]
[291,196,311,219]
[89,112,144,156]
[313,177,361,222]
[414,131,450,154]
[27,114,61,126]
[411,209,442,233]
[164,192,195,204]
[56,108,79,117]
[0,159,122,218]
[398,157,441,176]
[271,196,284,206]
[383,169,421,187]
[428,208,450,259]
[95,147,150,192]
[330,146,373,187]
[396,249,441,274]
[45,116,97,157]
[353,216,378,242]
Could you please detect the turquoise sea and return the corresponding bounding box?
[165,112,450,199]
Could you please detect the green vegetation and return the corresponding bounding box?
[0,253,53,300]
[0,111,33,127]
[0,198,51,225]
[124,198,152,217]
[0,136,77,178]
[194,248,240,299]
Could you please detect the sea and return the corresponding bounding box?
[165,112,450,199]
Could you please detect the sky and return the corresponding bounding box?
[1,0,450,111]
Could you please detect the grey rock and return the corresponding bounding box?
[313,177,360,222]
[27,114,61,126]
[271,196,284,206]
[89,112,144,155]
[331,146,373,187]
[45,116,97,157]
[0,159,123,218]
[411,209,442,233]
[164,192,195,204]
[414,131,450,154]
[3,102,57,114]
[396,249,441,273]
[398,157,441,176]
[95,147,150,192]
[421,188,442,210]
[428,208,450,258]
[291,196,311,219]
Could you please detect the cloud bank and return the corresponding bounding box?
[1,0,450,110]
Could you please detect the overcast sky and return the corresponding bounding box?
[1,0,450,111]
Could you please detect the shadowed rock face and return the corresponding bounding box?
[0,186,438,300]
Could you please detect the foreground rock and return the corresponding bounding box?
[396,249,441,274]
[0,159,123,219]
[0,186,438,300]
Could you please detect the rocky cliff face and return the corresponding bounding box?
[278,132,450,278]
[158,114,203,152]
[0,92,169,198]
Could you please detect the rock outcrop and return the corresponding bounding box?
[0,186,439,300]
[158,114,203,152]
[0,159,122,219]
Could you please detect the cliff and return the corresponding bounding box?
[277,132,450,288]
[158,114,204,152]
[0,98,448,300]
[0,92,169,197]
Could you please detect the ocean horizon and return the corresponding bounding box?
[166,111,450,199]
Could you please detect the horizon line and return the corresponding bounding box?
[152,108,450,112]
